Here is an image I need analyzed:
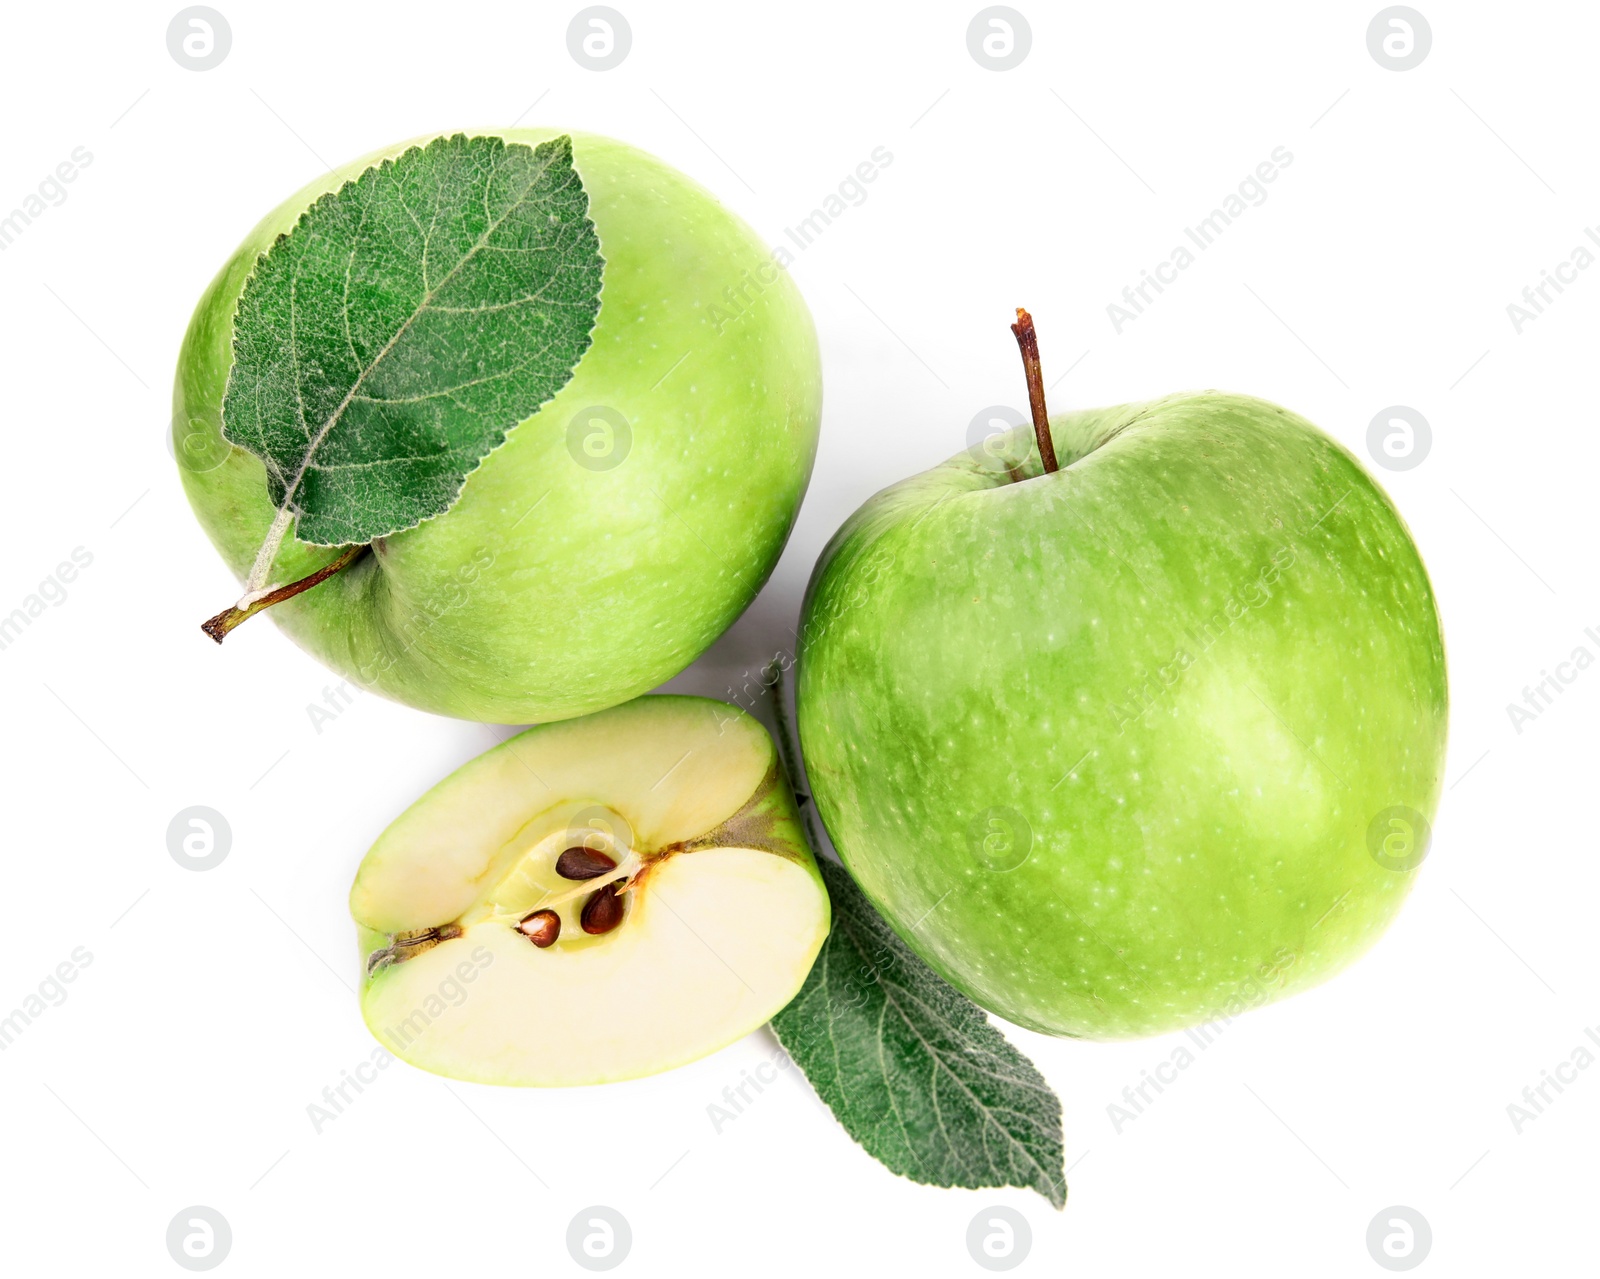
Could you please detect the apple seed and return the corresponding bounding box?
[580,882,625,934]
[557,846,619,880]
[516,909,562,948]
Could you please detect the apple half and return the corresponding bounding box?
[350,697,829,1086]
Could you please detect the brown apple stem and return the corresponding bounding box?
[1010,307,1059,475]
[201,544,369,644]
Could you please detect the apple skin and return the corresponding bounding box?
[797,394,1447,1039]
[175,129,820,723]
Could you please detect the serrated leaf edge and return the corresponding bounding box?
[220,131,605,549]
[775,859,1068,1210]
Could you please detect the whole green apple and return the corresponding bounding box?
[175,129,819,723]
[797,349,1446,1039]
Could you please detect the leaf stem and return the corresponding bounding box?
[201,544,369,644]
[763,660,833,860]
[1009,307,1059,475]
[245,505,295,595]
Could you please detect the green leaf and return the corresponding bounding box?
[772,857,1067,1209]
[223,133,603,547]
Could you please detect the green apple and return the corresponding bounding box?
[797,366,1446,1039]
[351,696,830,1085]
[174,130,819,724]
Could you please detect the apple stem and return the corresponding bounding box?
[1010,307,1059,475]
[200,543,369,644]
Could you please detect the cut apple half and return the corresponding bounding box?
[350,696,830,1086]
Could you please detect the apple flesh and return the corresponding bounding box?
[797,393,1447,1039]
[351,696,830,1085]
[175,130,820,724]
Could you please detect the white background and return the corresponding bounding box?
[1,0,1595,1273]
